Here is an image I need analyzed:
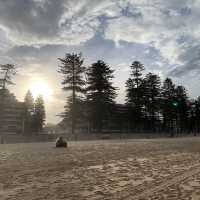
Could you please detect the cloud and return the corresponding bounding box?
[169,42,200,76]
[104,0,200,75]
[0,0,64,44]
[0,0,121,46]
[1,0,200,77]
[0,27,13,52]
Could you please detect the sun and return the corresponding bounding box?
[30,80,53,100]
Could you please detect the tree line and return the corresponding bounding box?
[0,64,45,134]
[58,53,200,136]
[23,90,45,133]
[1,53,200,136]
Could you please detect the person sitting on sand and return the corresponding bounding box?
[56,136,67,148]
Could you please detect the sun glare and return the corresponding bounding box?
[30,80,53,100]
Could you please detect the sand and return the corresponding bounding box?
[0,137,200,199]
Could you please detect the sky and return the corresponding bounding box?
[0,0,200,124]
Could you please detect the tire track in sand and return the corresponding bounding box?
[124,163,200,200]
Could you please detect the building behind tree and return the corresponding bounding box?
[0,89,24,134]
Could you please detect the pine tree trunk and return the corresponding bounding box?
[72,57,76,139]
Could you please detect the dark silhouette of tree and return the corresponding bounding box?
[161,78,177,134]
[192,97,200,133]
[33,95,46,133]
[61,95,86,130]
[0,64,16,111]
[0,64,17,133]
[0,64,16,90]
[174,85,189,133]
[87,60,117,132]
[125,61,145,131]
[58,53,86,136]
[187,99,196,134]
[143,73,161,132]
[24,90,34,112]
[23,90,34,133]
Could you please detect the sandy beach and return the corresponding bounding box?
[0,137,200,199]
